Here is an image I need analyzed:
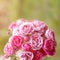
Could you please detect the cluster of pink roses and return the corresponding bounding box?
[4,19,56,60]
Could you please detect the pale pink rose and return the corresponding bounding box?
[20,51,34,60]
[16,18,25,26]
[32,20,48,35]
[8,22,17,31]
[12,27,20,36]
[43,39,56,56]
[45,29,55,40]
[4,43,15,57]
[9,36,23,50]
[19,22,34,35]
[30,32,43,50]
[32,20,45,27]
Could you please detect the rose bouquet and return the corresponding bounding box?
[4,19,57,60]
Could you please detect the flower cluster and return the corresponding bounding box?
[4,19,57,60]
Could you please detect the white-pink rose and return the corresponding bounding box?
[30,32,43,50]
[45,29,55,40]
[19,22,34,35]
[33,20,48,35]
[12,27,20,36]
[20,51,34,60]
[16,18,25,26]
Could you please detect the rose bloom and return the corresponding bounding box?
[19,22,34,35]
[32,20,48,35]
[12,27,20,36]
[16,18,25,26]
[4,43,15,57]
[39,48,47,58]
[8,22,17,31]
[22,43,32,51]
[9,35,23,50]
[20,51,34,60]
[45,29,55,40]
[43,39,56,56]
[30,32,43,50]
[33,51,42,60]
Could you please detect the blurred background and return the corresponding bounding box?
[0,0,60,60]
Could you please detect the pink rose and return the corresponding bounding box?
[30,32,43,50]
[43,39,56,56]
[8,22,17,31]
[22,43,31,51]
[45,29,55,40]
[33,51,42,60]
[20,51,34,60]
[39,48,47,58]
[4,43,15,57]
[32,20,48,35]
[19,22,34,35]
[9,35,23,50]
